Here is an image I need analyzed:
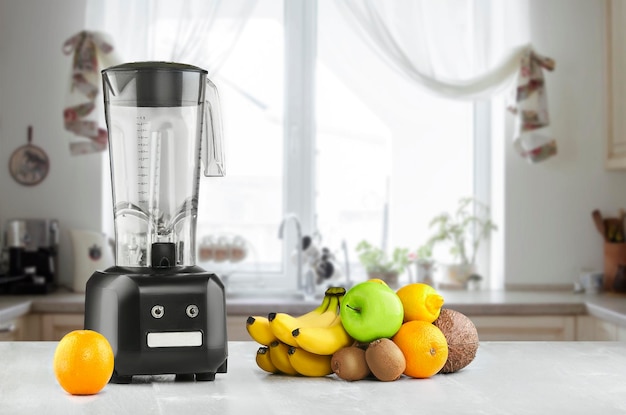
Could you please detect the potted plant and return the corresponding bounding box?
[413,243,436,286]
[355,240,410,287]
[426,197,497,285]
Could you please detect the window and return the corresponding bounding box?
[194,0,479,292]
[315,0,475,265]
[196,1,285,277]
[100,0,488,292]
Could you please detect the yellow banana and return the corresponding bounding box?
[246,294,334,345]
[324,286,346,296]
[287,346,333,377]
[268,341,299,375]
[246,316,278,346]
[255,346,280,374]
[296,294,333,325]
[292,315,353,356]
[269,295,340,347]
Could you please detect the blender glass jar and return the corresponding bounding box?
[102,62,223,268]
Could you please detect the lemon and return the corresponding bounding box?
[396,283,444,323]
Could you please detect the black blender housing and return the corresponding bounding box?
[84,266,227,383]
[84,62,228,383]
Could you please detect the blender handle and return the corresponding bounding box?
[203,78,226,177]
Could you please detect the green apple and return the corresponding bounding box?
[340,281,404,343]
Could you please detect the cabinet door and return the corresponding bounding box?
[594,319,619,340]
[227,316,250,341]
[41,314,85,341]
[607,0,626,169]
[471,316,575,341]
[575,315,624,341]
[0,318,22,341]
[618,325,626,340]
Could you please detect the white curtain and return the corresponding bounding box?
[335,0,529,100]
[335,0,556,162]
[85,0,258,76]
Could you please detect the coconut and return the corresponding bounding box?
[433,308,479,373]
[331,346,370,381]
[365,338,406,381]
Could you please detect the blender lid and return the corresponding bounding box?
[104,61,208,74]
[102,61,208,107]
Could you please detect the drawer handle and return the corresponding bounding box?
[0,323,16,334]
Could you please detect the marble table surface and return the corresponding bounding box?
[1,341,626,414]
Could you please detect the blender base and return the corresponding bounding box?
[110,360,227,383]
[84,266,228,382]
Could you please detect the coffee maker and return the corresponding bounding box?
[84,62,228,383]
[0,219,58,294]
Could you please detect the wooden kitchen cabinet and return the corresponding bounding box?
[0,314,41,341]
[227,316,249,341]
[39,314,250,342]
[17,310,626,343]
[228,315,582,342]
[470,316,576,341]
[576,315,626,340]
[227,315,578,342]
[607,0,626,169]
[40,314,85,341]
[0,315,26,341]
[33,313,626,342]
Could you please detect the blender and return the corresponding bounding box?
[84,62,227,383]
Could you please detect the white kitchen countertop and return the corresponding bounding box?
[1,341,626,414]
[2,289,626,326]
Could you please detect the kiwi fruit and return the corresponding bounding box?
[365,338,406,381]
[433,308,479,373]
[331,346,370,381]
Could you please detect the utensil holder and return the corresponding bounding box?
[603,242,626,291]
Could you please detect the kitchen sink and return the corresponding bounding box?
[224,289,328,316]
[225,289,325,303]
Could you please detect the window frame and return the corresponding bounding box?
[280,0,318,292]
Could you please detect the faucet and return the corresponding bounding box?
[278,214,315,298]
[341,239,352,289]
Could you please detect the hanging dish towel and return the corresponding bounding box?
[62,31,120,155]
[508,48,556,163]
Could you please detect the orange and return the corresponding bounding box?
[396,283,444,323]
[53,330,114,395]
[392,320,448,378]
[367,278,388,286]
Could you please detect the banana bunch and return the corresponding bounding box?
[246,287,353,377]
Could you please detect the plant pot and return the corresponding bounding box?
[446,263,476,286]
[416,261,435,286]
[367,271,399,288]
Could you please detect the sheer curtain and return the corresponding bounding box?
[84,0,258,75]
[335,0,527,99]
[83,0,260,244]
[335,0,556,162]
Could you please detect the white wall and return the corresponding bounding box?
[503,0,626,287]
[0,0,624,290]
[0,0,106,288]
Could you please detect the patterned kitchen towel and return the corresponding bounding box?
[508,48,556,163]
[62,31,120,155]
